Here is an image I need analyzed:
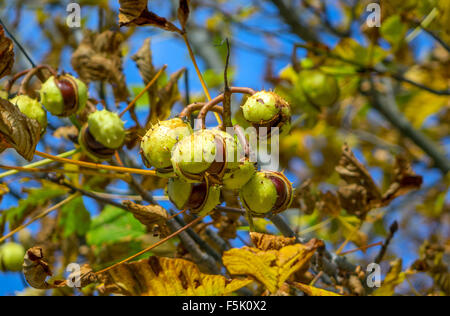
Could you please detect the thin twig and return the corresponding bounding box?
[0,194,78,243]
[375,221,399,264]
[95,216,205,275]
[49,177,129,211]
[222,38,233,129]
[0,149,80,179]
[182,33,222,126]
[119,65,166,117]
[34,151,158,176]
[369,77,450,174]
[339,241,384,256]
[0,17,36,68]
[294,43,450,96]
[198,87,256,129]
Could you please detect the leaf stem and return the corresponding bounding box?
[34,151,157,176]
[0,194,79,243]
[0,148,80,179]
[0,165,128,180]
[182,33,222,126]
[119,65,167,117]
[95,215,205,275]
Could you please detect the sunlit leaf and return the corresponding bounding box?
[223,239,323,294]
[101,256,252,296]
[59,196,91,238]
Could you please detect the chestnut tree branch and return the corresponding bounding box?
[369,77,450,174]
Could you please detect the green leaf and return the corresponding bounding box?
[381,15,408,49]
[86,205,146,247]
[130,85,150,109]
[59,196,91,238]
[5,186,66,229]
[333,38,388,67]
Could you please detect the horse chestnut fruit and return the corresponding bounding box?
[222,159,256,190]
[0,242,25,272]
[242,91,291,139]
[167,178,221,216]
[10,95,47,134]
[297,69,340,109]
[239,171,293,217]
[171,129,241,183]
[141,118,192,178]
[40,74,88,117]
[79,110,126,161]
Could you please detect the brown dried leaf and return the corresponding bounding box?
[336,145,423,218]
[100,256,252,296]
[68,264,98,289]
[132,38,156,85]
[122,201,171,238]
[223,239,323,294]
[118,0,148,26]
[250,232,296,251]
[0,98,41,161]
[0,25,14,79]
[178,0,190,31]
[148,68,186,124]
[382,156,423,204]
[71,30,129,102]
[336,144,382,202]
[118,0,181,33]
[23,247,66,290]
[292,179,317,215]
[317,191,341,217]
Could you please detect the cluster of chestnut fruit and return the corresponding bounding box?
[7,64,340,219]
[140,89,295,217]
[8,68,126,161]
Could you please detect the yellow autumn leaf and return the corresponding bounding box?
[223,239,323,294]
[373,259,405,296]
[102,256,252,296]
[292,282,341,296]
[403,91,449,128]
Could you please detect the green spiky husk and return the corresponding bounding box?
[242,91,292,139]
[167,178,221,216]
[87,110,125,149]
[171,129,241,183]
[223,159,256,190]
[240,171,293,217]
[10,95,47,133]
[141,118,192,171]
